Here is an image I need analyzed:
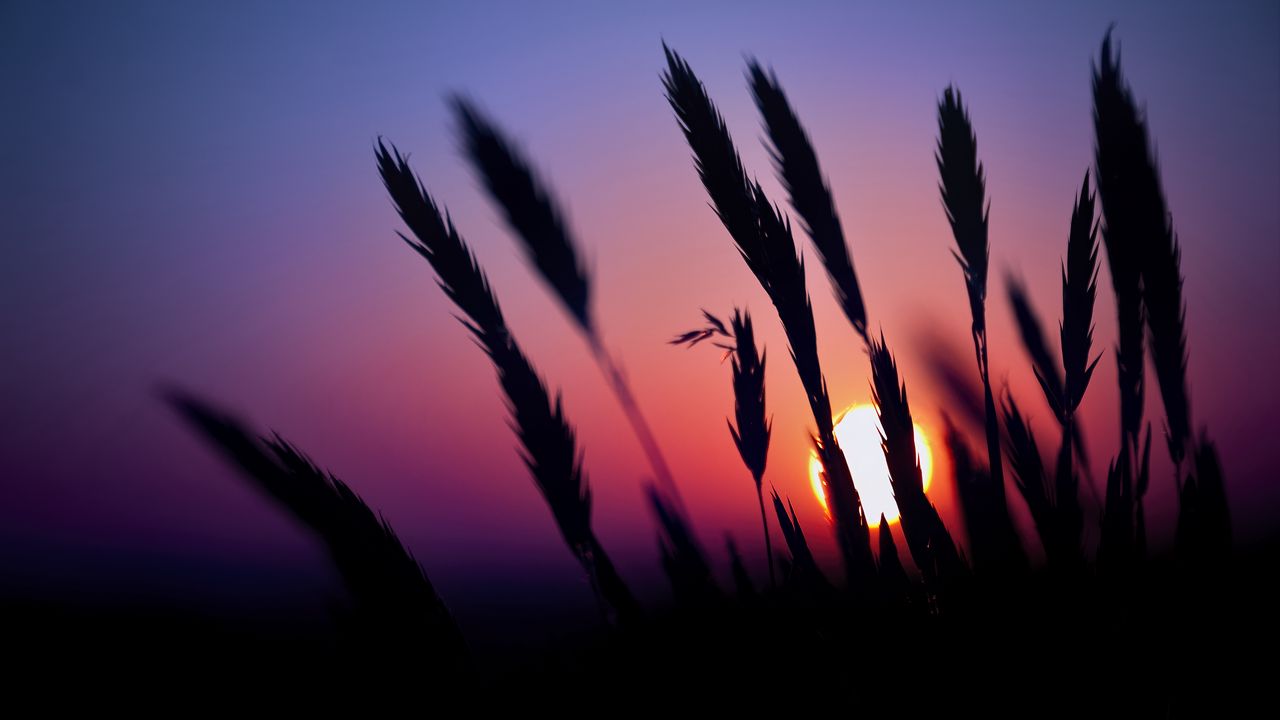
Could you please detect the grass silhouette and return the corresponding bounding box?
[771,489,826,589]
[870,333,967,587]
[1002,392,1060,565]
[726,310,775,588]
[376,140,640,624]
[166,390,468,671]
[152,29,1251,704]
[453,98,686,513]
[663,44,876,589]
[748,60,869,344]
[672,308,775,587]
[936,87,1027,577]
[1093,31,1229,563]
[451,98,592,334]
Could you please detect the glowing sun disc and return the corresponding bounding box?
[808,404,933,524]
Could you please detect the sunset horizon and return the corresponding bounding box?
[3,0,1276,707]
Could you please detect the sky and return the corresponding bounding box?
[3,1,1278,636]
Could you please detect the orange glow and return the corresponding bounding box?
[808,404,933,524]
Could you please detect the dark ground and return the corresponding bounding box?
[5,538,1275,713]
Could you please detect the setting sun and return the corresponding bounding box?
[809,404,933,524]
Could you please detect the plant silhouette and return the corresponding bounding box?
[166,390,468,672]
[156,30,1242,703]
[376,140,640,624]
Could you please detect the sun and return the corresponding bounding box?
[808,404,933,524]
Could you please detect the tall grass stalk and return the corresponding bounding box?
[376,141,640,623]
[1007,277,1066,420]
[1177,437,1231,564]
[1092,31,1154,562]
[1006,277,1099,511]
[726,310,775,588]
[870,333,967,585]
[650,487,720,605]
[772,490,827,589]
[943,412,1026,577]
[1061,175,1102,427]
[937,87,1000,495]
[748,60,869,343]
[1002,394,1055,564]
[1092,35,1190,466]
[1051,173,1102,564]
[877,515,912,603]
[1001,176,1100,567]
[1100,426,1148,574]
[166,391,468,669]
[670,308,774,587]
[663,44,875,587]
[937,87,1028,575]
[1093,32,1228,558]
[937,91,1010,482]
[453,98,684,510]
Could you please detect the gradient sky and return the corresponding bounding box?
[3,1,1278,634]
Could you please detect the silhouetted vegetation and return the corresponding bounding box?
[165,390,467,673]
[376,141,640,624]
[453,99,685,514]
[936,87,1028,578]
[1093,30,1229,565]
[748,60,869,344]
[870,333,967,588]
[673,308,776,587]
[145,30,1253,707]
[664,45,877,590]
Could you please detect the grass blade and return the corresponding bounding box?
[1002,394,1053,562]
[377,140,640,623]
[937,86,1008,521]
[650,487,720,606]
[772,490,827,589]
[1007,275,1094,485]
[452,99,683,509]
[1007,276,1065,418]
[1093,32,1190,464]
[945,415,1026,575]
[663,44,875,587]
[727,309,775,588]
[662,45,762,278]
[1052,173,1101,570]
[728,310,771,484]
[166,391,467,669]
[870,333,967,585]
[1092,31,1148,462]
[1061,172,1102,416]
[1099,453,1135,575]
[1002,393,1083,568]
[1179,436,1231,565]
[452,98,592,334]
[748,60,868,341]
[877,515,912,600]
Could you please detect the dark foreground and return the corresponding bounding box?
[6,542,1274,713]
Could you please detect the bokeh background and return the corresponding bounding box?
[4,0,1277,646]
